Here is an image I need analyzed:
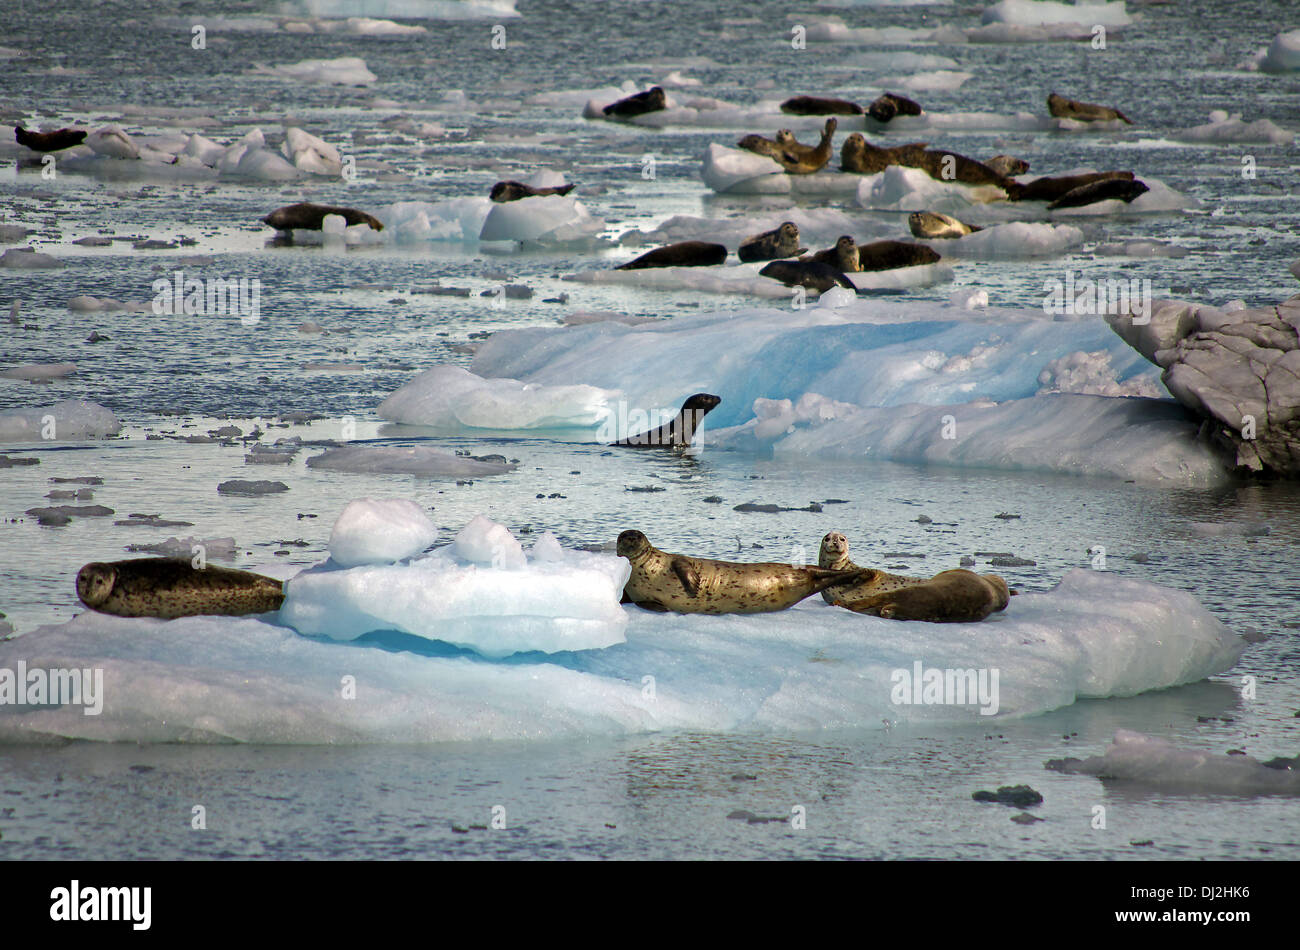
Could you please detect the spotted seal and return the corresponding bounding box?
[817,531,924,605]
[490,180,576,203]
[615,241,727,270]
[808,235,860,272]
[610,393,721,449]
[759,259,857,293]
[774,118,837,174]
[617,530,873,614]
[832,568,1011,623]
[15,126,87,152]
[76,558,285,619]
[908,211,982,239]
[261,202,384,232]
[1048,177,1149,209]
[856,239,941,271]
[840,133,929,174]
[603,86,667,119]
[781,95,863,116]
[737,222,806,263]
[866,93,923,124]
[1047,93,1132,125]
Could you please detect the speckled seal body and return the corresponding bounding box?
[817,531,924,605]
[908,211,981,239]
[261,202,384,232]
[840,134,929,174]
[833,568,1011,623]
[1047,93,1132,124]
[617,530,872,614]
[76,558,285,619]
[737,222,806,263]
[611,393,721,449]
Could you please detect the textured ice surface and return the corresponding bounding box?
[1049,730,1300,795]
[0,570,1244,743]
[920,222,1084,259]
[305,444,517,476]
[378,364,618,430]
[858,166,1011,212]
[375,198,491,242]
[452,514,526,569]
[259,56,377,85]
[1248,29,1300,72]
[327,498,437,567]
[981,0,1132,27]
[0,400,121,442]
[1175,111,1294,145]
[478,194,603,243]
[282,0,520,17]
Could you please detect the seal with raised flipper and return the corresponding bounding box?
[76,558,285,619]
[15,126,87,152]
[808,235,860,272]
[840,133,929,174]
[737,222,806,263]
[832,568,1011,623]
[774,118,837,174]
[759,259,857,293]
[490,180,576,203]
[817,531,924,604]
[856,239,940,271]
[603,86,667,119]
[615,240,727,270]
[261,202,384,232]
[781,95,863,116]
[867,93,923,124]
[1047,92,1132,124]
[610,393,721,449]
[909,211,981,239]
[1048,177,1149,210]
[1008,170,1134,203]
[617,530,874,614]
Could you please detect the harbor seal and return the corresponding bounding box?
[615,240,727,270]
[603,86,667,119]
[490,180,576,202]
[911,149,1016,188]
[1008,170,1134,203]
[737,222,805,263]
[808,235,860,272]
[759,259,857,293]
[1048,177,1149,209]
[1047,93,1132,125]
[856,239,941,271]
[617,530,873,614]
[781,95,863,116]
[610,393,721,449]
[737,132,785,160]
[909,211,981,239]
[261,202,384,232]
[840,133,928,174]
[15,126,87,152]
[985,154,1029,177]
[817,531,923,605]
[76,558,285,619]
[866,93,923,124]
[833,568,1011,623]
[774,118,837,174]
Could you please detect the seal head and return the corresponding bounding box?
[76,562,117,608]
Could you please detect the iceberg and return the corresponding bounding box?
[0,401,121,442]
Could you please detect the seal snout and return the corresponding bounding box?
[76,562,116,607]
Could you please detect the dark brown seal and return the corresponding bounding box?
[1008,171,1134,203]
[617,530,873,614]
[1048,177,1149,209]
[867,93,923,124]
[781,95,864,116]
[15,126,87,152]
[817,531,923,604]
[808,235,860,272]
[76,558,285,619]
[610,393,721,449]
[759,260,857,293]
[603,87,667,119]
[1047,93,1132,124]
[908,211,981,239]
[856,240,941,271]
[615,241,727,270]
[261,202,384,232]
[833,568,1011,623]
[490,180,576,202]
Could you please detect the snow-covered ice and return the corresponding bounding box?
[327,498,438,567]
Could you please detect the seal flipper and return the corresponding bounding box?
[806,567,876,596]
[671,558,702,597]
[632,600,671,613]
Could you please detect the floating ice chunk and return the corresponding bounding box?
[305,444,517,477]
[0,400,121,442]
[233,146,300,180]
[0,363,77,381]
[817,287,857,309]
[1048,730,1300,795]
[981,0,1131,27]
[950,288,989,309]
[378,364,619,430]
[700,143,784,194]
[1036,349,1163,398]
[281,127,343,175]
[1249,29,1300,72]
[858,165,1009,211]
[523,169,569,190]
[183,133,226,165]
[1176,112,1294,145]
[86,126,139,160]
[375,198,490,242]
[328,497,437,567]
[927,222,1084,259]
[262,56,377,85]
[453,514,525,569]
[0,247,61,268]
[126,536,238,560]
[1094,240,1189,258]
[879,69,973,92]
[531,531,565,563]
[478,194,603,243]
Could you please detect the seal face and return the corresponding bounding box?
[15,126,87,152]
[1008,170,1134,203]
[611,393,721,449]
[867,93,923,124]
[618,531,873,614]
[985,154,1029,177]
[490,180,576,203]
[75,558,285,619]
[855,240,940,271]
[781,96,864,116]
[1047,92,1132,125]
[615,241,727,270]
[909,211,981,239]
[737,221,805,263]
[833,568,1011,623]
[737,133,784,160]
[1048,177,1149,210]
[817,531,924,604]
[261,202,384,232]
[603,87,667,119]
[759,260,857,293]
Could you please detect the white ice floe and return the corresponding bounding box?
[258,56,377,85]
[328,498,438,567]
[876,70,973,92]
[1245,29,1300,72]
[1174,110,1294,145]
[701,145,863,196]
[858,165,1011,212]
[281,127,343,175]
[305,444,517,476]
[375,198,492,242]
[0,363,77,381]
[0,248,61,268]
[1048,730,1300,795]
[378,364,619,430]
[280,0,520,18]
[921,222,1083,259]
[479,194,604,243]
[0,400,121,442]
[0,569,1244,743]
[981,0,1132,27]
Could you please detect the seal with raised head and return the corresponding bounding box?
[759,259,857,293]
[261,202,384,232]
[1047,92,1132,124]
[808,235,860,272]
[856,239,941,271]
[603,86,667,119]
[737,132,785,160]
[985,154,1029,177]
[737,222,805,263]
[910,148,1017,189]
[615,241,727,270]
[867,93,923,124]
[490,180,576,203]
[1009,170,1134,203]
[617,530,874,614]
[781,95,863,116]
[610,393,721,449]
[15,126,87,152]
[1048,177,1149,209]
[774,118,837,174]
[817,531,923,604]
[832,568,1011,623]
[76,558,285,619]
[840,133,928,174]
[909,211,981,239]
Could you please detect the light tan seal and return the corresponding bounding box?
[817,531,923,605]
[1047,93,1132,124]
[774,118,836,174]
[807,235,859,272]
[833,568,1011,623]
[985,154,1029,177]
[617,530,871,614]
[76,558,285,619]
[909,211,981,239]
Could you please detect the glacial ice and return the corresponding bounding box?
[0,400,121,442]
[919,222,1084,259]
[858,166,1011,211]
[328,498,438,567]
[259,56,377,85]
[479,194,604,243]
[452,514,526,569]
[376,198,492,242]
[305,444,518,476]
[0,569,1245,743]
[1248,29,1300,72]
[1175,111,1294,145]
[981,0,1132,27]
